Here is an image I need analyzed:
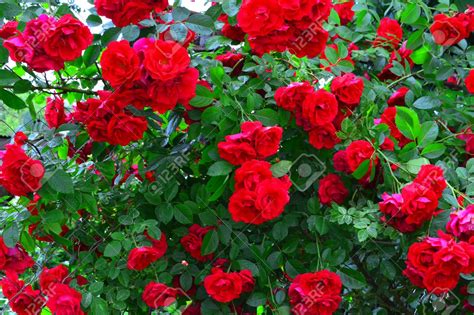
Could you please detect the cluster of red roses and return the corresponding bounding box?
[372,18,414,81]
[430,7,474,46]
[236,0,334,58]
[0,142,44,197]
[403,231,474,294]
[70,90,148,146]
[218,121,292,224]
[204,268,255,303]
[275,73,364,150]
[3,14,92,72]
[94,0,168,27]
[0,238,86,314]
[180,224,215,262]
[447,204,474,242]
[100,39,198,115]
[127,232,168,271]
[379,165,447,233]
[288,270,342,315]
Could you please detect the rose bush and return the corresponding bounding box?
[0,0,473,314]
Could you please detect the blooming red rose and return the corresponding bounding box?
[180,224,215,262]
[148,67,199,113]
[216,52,245,76]
[0,21,18,39]
[345,140,377,173]
[253,125,283,159]
[106,113,148,146]
[334,0,355,25]
[238,269,255,293]
[218,142,257,166]
[237,0,284,37]
[447,205,474,241]
[45,97,67,129]
[0,144,44,196]
[101,40,141,88]
[0,272,44,315]
[47,284,84,315]
[466,69,474,94]
[387,87,409,106]
[289,270,342,315]
[234,160,273,191]
[413,164,447,198]
[143,40,190,81]
[374,17,403,49]
[204,268,243,303]
[43,14,92,61]
[142,282,177,309]
[275,81,314,112]
[318,174,349,205]
[277,0,314,21]
[95,0,168,27]
[299,89,338,127]
[378,192,420,233]
[39,265,69,295]
[218,14,246,42]
[330,73,364,107]
[14,131,28,146]
[127,246,165,271]
[289,25,329,58]
[333,150,351,174]
[423,268,459,294]
[308,123,341,150]
[430,14,470,46]
[401,182,439,226]
[254,177,292,221]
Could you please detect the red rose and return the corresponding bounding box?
[180,224,215,262]
[95,0,168,27]
[373,17,403,49]
[238,269,255,293]
[308,123,341,150]
[148,67,199,113]
[218,142,257,166]
[145,231,168,256]
[334,0,355,25]
[101,40,141,88]
[377,43,413,81]
[127,246,165,271]
[106,113,148,146]
[299,89,338,127]
[318,174,349,205]
[43,14,92,61]
[430,14,470,46]
[401,182,439,226]
[45,97,67,129]
[47,284,84,315]
[345,140,377,173]
[466,69,474,94]
[204,268,243,303]
[14,131,28,146]
[275,81,314,112]
[218,14,246,42]
[254,177,291,222]
[277,0,314,21]
[39,265,69,295]
[0,144,44,196]
[330,73,364,107]
[143,40,190,81]
[237,0,284,37]
[289,25,329,58]
[413,165,447,198]
[387,87,409,106]
[253,125,283,159]
[406,241,437,273]
[289,270,342,315]
[423,268,459,294]
[234,160,273,191]
[216,52,245,76]
[1,273,44,315]
[333,150,351,174]
[0,21,18,39]
[378,192,420,233]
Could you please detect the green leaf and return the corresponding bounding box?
[47,169,74,194]
[122,25,140,41]
[86,15,102,27]
[338,267,366,289]
[103,241,122,257]
[222,0,240,16]
[207,161,233,176]
[3,223,19,248]
[172,7,191,21]
[247,292,266,307]
[413,96,441,110]
[411,45,431,65]
[405,158,429,174]
[352,160,370,180]
[90,297,109,315]
[0,69,20,85]
[417,121,439,147]
[421,143,446,159]
[102,27,121,46]
[0,88,26,109]
[13,80,32,93]
[395,107,420,140]
[170,23,189,43]
[272,222,288,241]
[20,230,35,252]
[185,14,214,35]
[189,85,214,107]
[83,45,102,67]
[271,160,292,177]
[401,3,421,24]
[201,229,218,256]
